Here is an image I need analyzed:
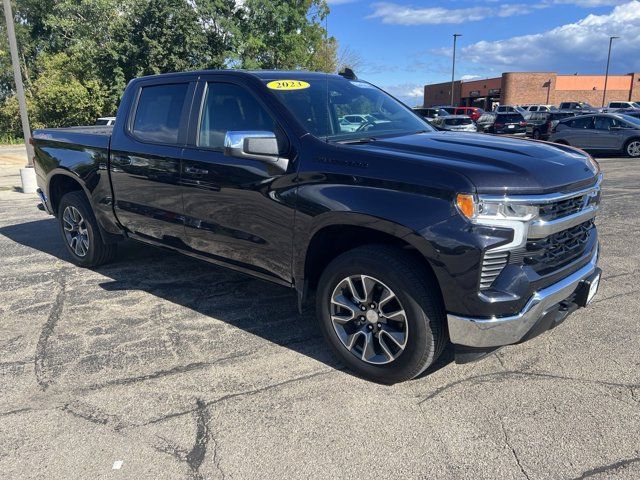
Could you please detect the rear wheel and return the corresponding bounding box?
[316,245,446,384]
[532,129,541,140]
[58,191,117,267]
[625,138,640,158]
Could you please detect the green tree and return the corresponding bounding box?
[31,52,107,128]
[237,0,336,72]
[0,0,339,134]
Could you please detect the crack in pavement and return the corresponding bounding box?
[150,399,225,480]
[570,455,640,479]
[498,416,531,480]
[418,370,640,404]
[34,274,66,391]
[136,368,340,429]
[77,351,250,393]
[186,399,212,480]
[62,400,121,427]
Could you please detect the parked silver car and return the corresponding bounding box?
[430,115,477,132]
[550,113,640,157]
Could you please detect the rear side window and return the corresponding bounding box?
[132,83,189,144]
[567,116,594,129]
[445,117,472,125]
[499,114,524,122]
[198,82,281,150]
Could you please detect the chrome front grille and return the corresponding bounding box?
[538,195,586,221]
[478,175,601,291]
[480,250,509,290]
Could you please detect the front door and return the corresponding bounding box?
[180,78,297,284]
[592,115,625,150]
[110,78,194,246]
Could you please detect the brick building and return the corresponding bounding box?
[423,72,640,109]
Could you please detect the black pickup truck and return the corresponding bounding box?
[32,70,602,383]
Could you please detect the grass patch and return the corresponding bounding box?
[0,134,23,145]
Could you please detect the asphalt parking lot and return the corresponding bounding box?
[0,147,638,479]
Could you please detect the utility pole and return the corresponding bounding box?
[602,36,619,108]
[451,33,461,107]
[3,0,37,193]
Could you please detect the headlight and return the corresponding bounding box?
[456,194,538,222]
[587,155,600,175]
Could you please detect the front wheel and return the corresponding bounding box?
[316,245,446,384]
[58,191,117,267]
[625,139,640,158]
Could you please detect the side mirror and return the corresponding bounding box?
[224,131,289,172]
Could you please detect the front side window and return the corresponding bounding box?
[594,116,620,130]
[620,114,640,127]
[132,83,189,144]
[198,82,280,150]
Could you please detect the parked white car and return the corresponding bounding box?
[605,101,640,112]
[431,115,478,132]
[339,114,376,132]
[95,117,116,126]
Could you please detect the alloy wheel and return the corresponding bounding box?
[62,206,90,257]
[330,275,408,365]
[627,140,640,157]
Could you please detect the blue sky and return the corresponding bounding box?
[326,0,640,105]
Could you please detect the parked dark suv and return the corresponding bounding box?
[526,111,577,140]
[477,112,527,135]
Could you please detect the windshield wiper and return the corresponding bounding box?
[336,137,377,144]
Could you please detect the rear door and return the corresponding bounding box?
[179,75,297,284]
[109,76,195,245]
[563,116,595,148]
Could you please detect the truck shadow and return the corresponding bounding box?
[0,218,454,381]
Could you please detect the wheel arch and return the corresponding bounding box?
[47,170,92,216]
[46,169,117,244]
[296,213,442,307]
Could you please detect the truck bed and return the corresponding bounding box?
[32,126,112,150]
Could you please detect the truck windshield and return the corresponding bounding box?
[264,76,432,142]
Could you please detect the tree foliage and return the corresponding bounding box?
[0,0,337,138]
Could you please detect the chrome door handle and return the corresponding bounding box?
[184,166,209,175]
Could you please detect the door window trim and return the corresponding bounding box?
[126,78,196,148]
[184,78,290,155]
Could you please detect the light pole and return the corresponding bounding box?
[2,0,37,193]
[451,33,461,107]
[602,36,619,108]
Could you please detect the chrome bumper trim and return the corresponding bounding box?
[528,205,597,239]
[447,248,598,348]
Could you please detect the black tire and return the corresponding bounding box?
[57,191,117,267]
[624,138,640,158]
[532,129,541,140]
[316,245,446,384]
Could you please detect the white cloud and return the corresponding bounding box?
[367,2,543,25]
[550,0,629,6]
[368,4,492,25]
[457,1,640,72]
[382,83,425,103]
[461,74,481,80]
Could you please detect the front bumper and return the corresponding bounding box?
[447,247,599,348]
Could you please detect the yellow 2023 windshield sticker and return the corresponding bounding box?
[267,80,310,91]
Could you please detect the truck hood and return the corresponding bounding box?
[355,131,599,195]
